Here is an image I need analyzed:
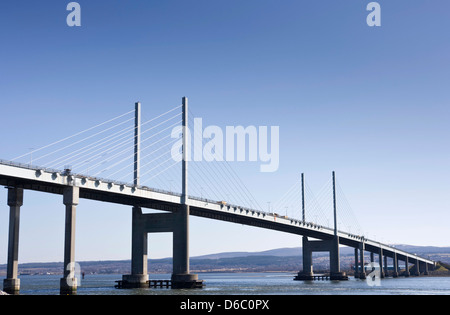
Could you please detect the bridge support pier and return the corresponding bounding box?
[393,252,399,278]
[379,248,385,279]
[414,258,421,276]
[423,262,429,276]
[359,243,366,279]
[354,248,359,279]
[384,255,388,278]
[60,186,79,295]
[172,204,201,288]
[294,236,348,281]
[294,236,314,280]
[404,257,410,277]
[329,236,347,280]
[121,205,202,289]
[3,187,23,295]
[121,207,149,288]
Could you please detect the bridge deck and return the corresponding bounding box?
[0,161,435,267]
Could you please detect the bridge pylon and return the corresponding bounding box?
[121,97,202,289]
[294,172,348,281]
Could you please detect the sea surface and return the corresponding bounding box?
[12,272,450,295]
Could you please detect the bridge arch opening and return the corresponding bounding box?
[147,232,172,275]
[311,251,330,275]
[189,216,303,270]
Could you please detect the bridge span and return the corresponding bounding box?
[0,98,436,294]
[0,160,436,294]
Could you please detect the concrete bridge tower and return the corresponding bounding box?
[121,98,202,289]
[295,172,348,281]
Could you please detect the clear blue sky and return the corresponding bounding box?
[0,1,449,263]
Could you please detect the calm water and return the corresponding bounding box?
[15,273,450,295]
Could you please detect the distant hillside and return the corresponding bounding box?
[1,244,450,276]
[391,244,450,255]
[193,245,450,261]
[192,247,302,260]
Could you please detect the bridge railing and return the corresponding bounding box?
[0,159,62,175]
[0,159,184,198]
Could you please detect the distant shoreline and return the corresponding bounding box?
[2,245,449,277]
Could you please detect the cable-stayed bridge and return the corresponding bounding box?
[0,98,436,294]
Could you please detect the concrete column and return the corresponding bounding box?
[3,187,23,295]
[384,255,388,277]
[424,262,429,275]
[294,237,313,281]
[330,236,347,280]
[131,207,148,277]
[379,248,385,278]
[330,236,340,274]
[173,205,189,276]
[359,243,366,279]
[122,206,148,288]
[354,248,359,279]
[172,204,200,287]
[60,186,79,295]
[415,258,420,276]
[404,257,410,277]
[302,237,313,279]
[393,252,399,278]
